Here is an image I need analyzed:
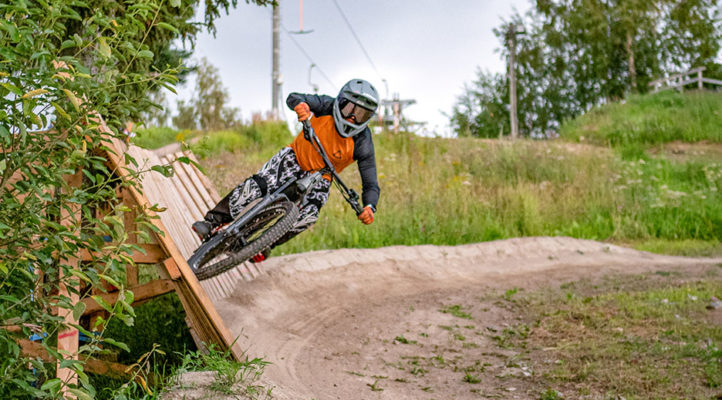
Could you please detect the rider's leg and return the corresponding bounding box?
[194,147,302,238]
[270,177,332,248]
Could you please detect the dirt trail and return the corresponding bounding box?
[185,237,722,399]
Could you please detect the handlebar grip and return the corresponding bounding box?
[301,119,311,141]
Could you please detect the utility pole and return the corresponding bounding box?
[271,4,281,119]
[507,23,519,139]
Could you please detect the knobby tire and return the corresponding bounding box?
[191,201,299,281]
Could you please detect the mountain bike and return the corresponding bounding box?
[188,118,363,281]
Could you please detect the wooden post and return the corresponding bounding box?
[507,23,519,139]
[57,171,82,389]
[698,69,703,89]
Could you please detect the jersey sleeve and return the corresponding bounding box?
[286,93,335,116]
[353,130,380,208]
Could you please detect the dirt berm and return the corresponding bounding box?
[165,236,722,399]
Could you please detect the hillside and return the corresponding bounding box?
[131,91,722,258]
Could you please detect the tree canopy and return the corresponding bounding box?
[451,0,721,138]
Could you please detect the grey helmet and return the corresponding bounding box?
[332,79,379,138]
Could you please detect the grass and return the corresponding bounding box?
[131,126,197,150]
[560,90,722,145]
[500,271,722,399]
[184,92,721,257]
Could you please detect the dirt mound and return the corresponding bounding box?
[172,237,721,399]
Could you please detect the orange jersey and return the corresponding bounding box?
[289,115,355,178]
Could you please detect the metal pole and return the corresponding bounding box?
[272,4,280,118]
[508,24,519,139]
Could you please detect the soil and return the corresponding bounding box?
[164,236,722,399]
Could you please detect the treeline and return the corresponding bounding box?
[451,0,721,138]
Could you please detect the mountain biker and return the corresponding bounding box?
[191,78,381,262]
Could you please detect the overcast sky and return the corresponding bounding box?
[175,0,531,136]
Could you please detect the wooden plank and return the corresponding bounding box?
[57,171,82,387]
[166,153,208,217]
[163,257,182,280]
[80,244,166,264]
[18,339,158,384]
[162,156,206,221]
[702,77,722,86]
[172,152,216,210]
[185,152,222,203]
[126,144,201,259]
[649,67,706,86]
[82,279,175,315]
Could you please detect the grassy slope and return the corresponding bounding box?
[185,94,722,257]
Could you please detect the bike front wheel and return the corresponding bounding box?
[189,201,299,281]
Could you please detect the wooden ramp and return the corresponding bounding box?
[120,142,266,301]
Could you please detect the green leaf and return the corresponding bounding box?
[98,37,111,58]
[72,301,86,321]
[156,22,179,34]
[170,0,181,7]
[40,378,62,393]
[151,164,174,177]
[22,89,49,99]
[1,82,22,96]
[67,388,94,400]
[102,337,130,352]
[137,50,154,59]
[51,102,71,121]
[62,89,81,111]
[91,295,113,313]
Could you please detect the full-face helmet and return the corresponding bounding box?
[332,79,379,138]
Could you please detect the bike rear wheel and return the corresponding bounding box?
[189,201,299,281]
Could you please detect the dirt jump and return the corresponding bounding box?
[168,236,722,399]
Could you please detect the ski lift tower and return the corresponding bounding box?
[380,93,417,134]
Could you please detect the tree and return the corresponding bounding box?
[172,57,242,131]
[452,0,721,137]
[0,0,272,398]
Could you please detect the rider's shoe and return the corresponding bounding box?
[192,220,216,240]
[250,248,271,263]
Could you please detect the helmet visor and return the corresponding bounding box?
[340,100,374,124]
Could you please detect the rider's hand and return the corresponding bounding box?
[358,206,374,225]
[294,102,311,121]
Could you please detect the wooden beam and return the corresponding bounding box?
[17,339,158,384]
[57,171,82,387]
[82,279,175,315]
[163,257,182,280]
[80,244,165,264]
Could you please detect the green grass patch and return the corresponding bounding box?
[439,304,473,319]
[561,90,722,145]
[191,121,293,160]
[131,126,195,150]
[630,238,722,257]
[501,273,722,398]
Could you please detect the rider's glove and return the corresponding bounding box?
[358,205,374,225]
[294,102,311,121]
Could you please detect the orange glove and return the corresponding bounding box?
[358,206,374,225]
[294,102,311,121]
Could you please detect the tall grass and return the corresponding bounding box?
[560,90,722,145]
[194,127,720,256]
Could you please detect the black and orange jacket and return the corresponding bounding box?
[286,92,380,209]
